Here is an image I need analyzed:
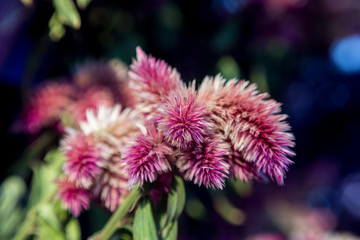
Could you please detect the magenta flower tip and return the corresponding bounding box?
[129,47,183,113]
[123,122,173,187]
[158,89,213,150]
[61,132,104,189]
[56,177,91,217]
[177,135,230,189]
[199,75,295,185]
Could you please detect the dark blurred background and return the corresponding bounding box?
[1,0,360,239]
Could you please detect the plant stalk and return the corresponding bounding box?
[89,187,142,240]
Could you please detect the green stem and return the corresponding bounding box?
[13,185,58,240]
[89,187,142,240]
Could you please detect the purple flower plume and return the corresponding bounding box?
[157,89,213,150]
[228,144,264,182]
[123,122,173,188]
[55,177,91,217]
[177,134,230,189]
[198,75,295,185]
[128,47,183,114]
[61,131,104,189]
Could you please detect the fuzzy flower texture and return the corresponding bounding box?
[22,47,294,216]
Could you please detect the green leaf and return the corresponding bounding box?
[0,177,26,239]
[160,176,185,234]
[161,220,177,240]
[49,13,66,41]
[38,203,63,234]
[65,218,81,240]
[76,0,92,9]
[173,176,185,220]
[27,164,59,209]
[133,198,158,240]
[164,185,178,228]
[36,218,65,240]
[53,0,81,29]
[44,149,66,170]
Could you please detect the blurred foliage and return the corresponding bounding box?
[0,177,26,239]
[22,0,90,41]
[10,149,81,240]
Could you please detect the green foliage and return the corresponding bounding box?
[28,149,65,209]
[0,177,26,239]
[77,0,92,9]
[53,0,81,29]
[22,0,93,41]
[162,176,185,228]
[161,220,177,240]
[65,218,81,240]
[12,149,81,240]
[133,198,159,240]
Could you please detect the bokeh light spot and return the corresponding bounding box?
[216,55,241,79]
[331,35,360,73]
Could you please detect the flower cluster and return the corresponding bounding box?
[17,60,134,134]
[57,105,143,215]
[125,47,295,188]
[21,47,294,216]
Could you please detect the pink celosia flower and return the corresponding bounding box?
[228,144,264,182]
[74,59,136,108]
[55,177,91,216]
[176,134,230,189]
[198,74,295,185]
[61,131,104,188]
[157,88,214,150]
[19,81,74,133]
[128,47,183,115]
[69,87,115,124]
[76,105,142,210]
[123,122,173,188]
[79,105,143,148]
[92,155,129,212]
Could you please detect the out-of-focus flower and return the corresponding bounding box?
[73,59,136,108]
[68,87,115,124]
[123,122,173,188]
[55,177,91,217]
[59,105,143,212]
[198,74,295,185]
[157,88,213,150]
[268,201,337,240]
[176,134,230,189]
[61,131,104,189]
[128,47,183,115]
[19,82,74,133]
[247,233,286,240]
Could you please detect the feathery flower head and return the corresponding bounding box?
[228,144,264,182]
[157,88,214,150]
[79,105,143,148]
[55,177,91,216]
[176,134,230,189]
[92,155,129,212]
[198,74,295,185]
[19,81,74,133]
[61,130,104,189]
[128,47,183,114]
[123,122,173,188]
